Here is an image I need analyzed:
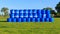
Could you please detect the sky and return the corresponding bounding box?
[0,0,60,15]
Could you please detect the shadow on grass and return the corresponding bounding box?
[0,21,7,22]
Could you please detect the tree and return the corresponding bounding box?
[51,10,56,14]
[55,2,60,16]
[1,7,9,16]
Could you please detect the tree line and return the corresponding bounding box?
[0,2,60,17]
[43,2,60,17]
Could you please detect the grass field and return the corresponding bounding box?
[0,16,60,34]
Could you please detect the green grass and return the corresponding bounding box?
[0,16,60,34]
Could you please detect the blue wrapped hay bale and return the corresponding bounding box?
[30,18,35,22]
[28,13,33,18]
[20,18,23,22]
[41,14,46,18]
[23,9,28,13]
[19,10,23,13]
[33,13,38,18]
[37,14,42,18]
[37,9,41,14]
[14,9,19,14]
[26,18,30,22]
[28,9,32,13]
[21,18,26,22]
[49,18,54,22]
[44,18,49,22]
[10,9,15,14]
[10,14,15,18]
[35,18,40,22]
[7,18,12,22]
[16,18,21,22]
[14,13,19,18]
[46,14,51,18]
[12,18,17,22]
[45,10,50,14]
[41,10,45,14]
[23,13,28,18]
[40,18,45,22]
[19,13,24,18]
[32,9,37,13]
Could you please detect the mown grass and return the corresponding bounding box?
[0,16,60,34]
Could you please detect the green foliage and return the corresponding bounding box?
[51,10,57,15]
[55,2,60,13]
[1,7,9,16]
